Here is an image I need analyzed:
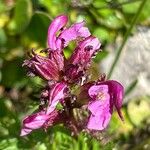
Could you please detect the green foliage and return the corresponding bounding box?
[23,11,51,47]
[0,28,7,45]
[1,58,26,87]
[7,0,33,34]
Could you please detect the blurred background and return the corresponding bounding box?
[0,0,150,149]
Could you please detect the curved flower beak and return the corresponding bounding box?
[65,36,101,83]
[100,80,124,121]
[47,15,68,50]
[69,36,101,66]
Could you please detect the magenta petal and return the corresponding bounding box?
[69,36,101,65]
[100,80,124,120]
[65,36,101,83]
[47,15,68,50]
[23,54,60,81]
[22,113,49,129]
[88,85,108,99]
[64,64,84,83]
[78,26,91,38]
[20,112,49,136]
[47,82,67,114]
[58,21,91,47]
[88,97,110,115]
[79,36,101,55]
[49,50,64,71]
[87,108,112,130]
[20,128,32,136]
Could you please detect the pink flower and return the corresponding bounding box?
[100,80,124,120]
[47,15,90,50]
[80,80,124,130]
[23,50,64,81]
[87,84,112,130]
[23,15,95,83]
[58,21,91,47]
[21,14,124,136]
[20,110,59,136]
[20,82,68,136]
[65,36,101,83]
[69,36,101,66]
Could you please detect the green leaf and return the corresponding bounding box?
[56,103,64,110]
[105,14,123,29]
[93,0,106,8]
[0,0,6,13]
[23,11,51,47]
[0,138,18,150]
[93,28,110,43]
[122,1,141,14]
[94,51,109,62]
[98,9,113,17]
[7,0,32,34]
[125,79,138,96]
[138,0,150,22]
[1,58,26,87]
[0,28,7,45]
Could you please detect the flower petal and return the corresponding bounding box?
[20,128,32,136]
[49,50,64,71]
[88,95,110,115]
[47,82,68,114]
[69,36,101,66]
[20,110,60,136]
[58,21,91,47]
[23,47,65,81]
[87,108,112,130]
[88,85,109,99]
[65,36,101,83]
[47,15,68,50]
[20,112,49,136]
[98,80,124,120]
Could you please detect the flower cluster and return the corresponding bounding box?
[21,15,124,136]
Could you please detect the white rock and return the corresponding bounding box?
[100,27,150,101]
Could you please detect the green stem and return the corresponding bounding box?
[108,0,147,79]
[125,79,138,96]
